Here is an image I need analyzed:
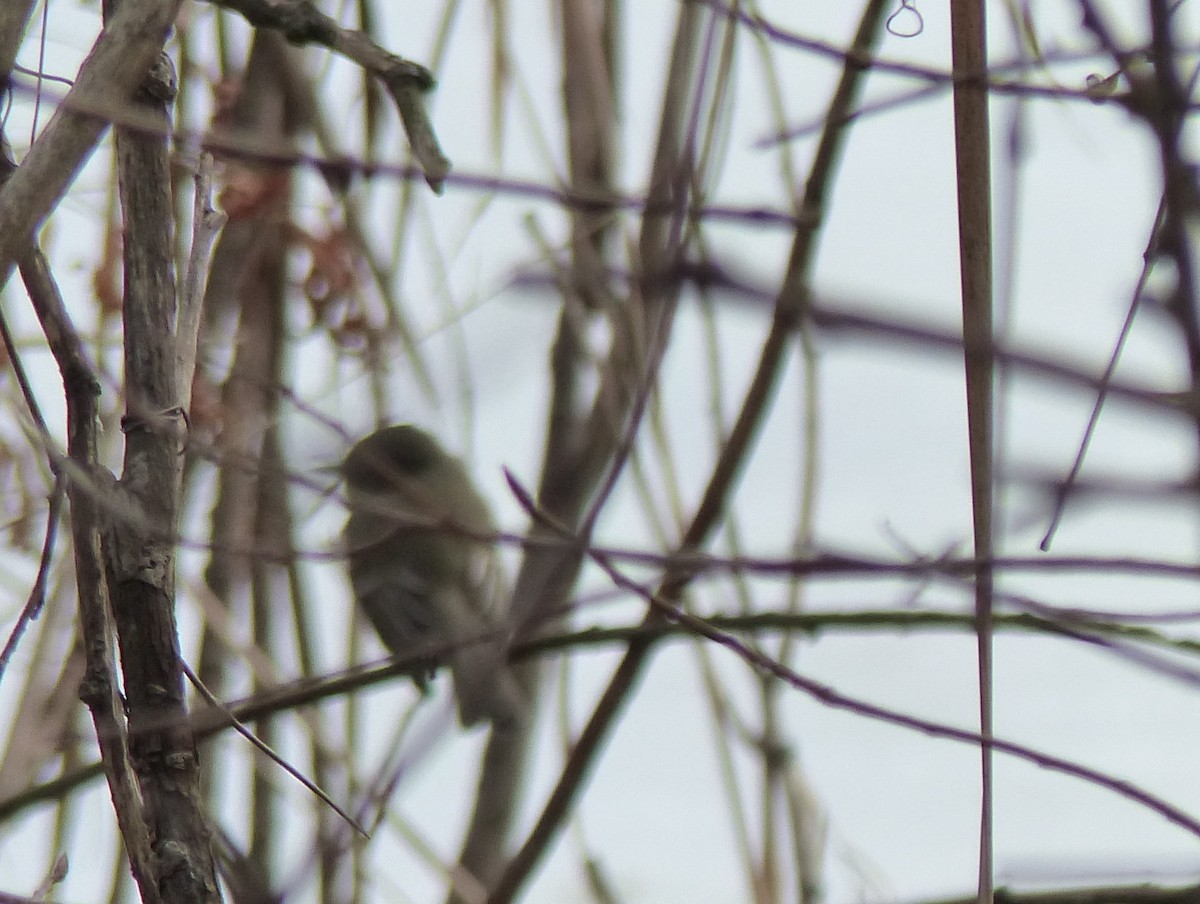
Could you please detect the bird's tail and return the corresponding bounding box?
[450,637,526,729]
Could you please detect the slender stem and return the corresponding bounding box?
[950,3,995,903]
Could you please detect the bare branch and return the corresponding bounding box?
[207,0,450,190]
[0,0,184,291]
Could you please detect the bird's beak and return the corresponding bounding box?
[313,460,344,479]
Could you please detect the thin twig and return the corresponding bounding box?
[181,661,368,837]
[1042,35,1200,548]
[583,548,1200,840]
[4,602,1200,823]
[177,151,226,410]
[0,477,63,684]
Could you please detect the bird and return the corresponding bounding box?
[341,424,523,728]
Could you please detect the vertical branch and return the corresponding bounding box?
[1142,1,1200,452]
[246,426,289,892]
[108,37,223,904]
[0,0,183,290]
[197,29,293,802]
[70,398,164,904]
[451,0,623,897]
[485,4,707,899]
[490,2,888,900]
[950,4,995,904]
[191,30,296,900]
[0,127,161,901]
[30,259,163,904]
[760,2,890,897]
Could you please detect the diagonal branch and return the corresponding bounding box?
[0,0,184,292]
[489,2,891,901]
[206,0,450,190]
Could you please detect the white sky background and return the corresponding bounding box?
[4,1,1200,903]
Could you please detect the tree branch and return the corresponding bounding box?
[0,0,184,292]
[206,0,450,191]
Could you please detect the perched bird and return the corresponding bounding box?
[341,424,522,728]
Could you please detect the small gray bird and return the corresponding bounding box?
[341,425,522,728]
